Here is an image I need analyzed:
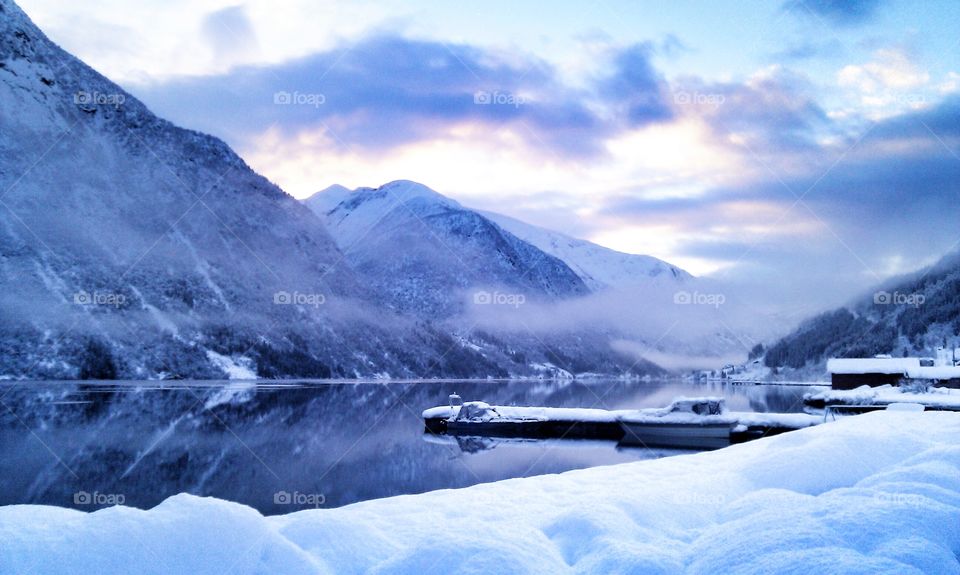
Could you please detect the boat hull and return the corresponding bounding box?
[444,419,623,440]
[618,421,732,449]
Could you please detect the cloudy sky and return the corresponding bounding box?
[19,0,960,313]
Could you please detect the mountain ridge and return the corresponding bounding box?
[762,248,960,375]
[0,0,660,379]
[479,209,691,290]
[304,180,591,317]
[304,181,693,293]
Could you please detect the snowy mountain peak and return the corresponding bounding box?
[304,184,353,214]
[480,211,691,291]
[304,178,695,304]
[313,180,463,248]
[304,180,589,315]
[306,181,455,218]
[378,179,454,202]
[306,179,691,292]
[322,183,352,195]
[339,180,460,213]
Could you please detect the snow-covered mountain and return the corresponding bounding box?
[0,0,404,378]
[305,182,780,370]
[304,180,590,316]
[307,182,691,295]
[303,184,353,215]
[0,0,773,379]
[481,211,691,290]
[0,0,661,379]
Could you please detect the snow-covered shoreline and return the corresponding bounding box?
[2,411,958,574]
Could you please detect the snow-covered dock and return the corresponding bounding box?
[804,384,960,412]
[422,398,823,448]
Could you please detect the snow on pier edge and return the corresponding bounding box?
[423,400,824,429]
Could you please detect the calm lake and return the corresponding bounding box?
[0,379,821,514]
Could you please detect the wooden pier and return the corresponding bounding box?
[423,399,824,450]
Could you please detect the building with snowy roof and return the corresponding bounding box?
[828,356,960,389]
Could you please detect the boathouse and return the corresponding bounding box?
[828,357,960,389]
[827,358,918,389]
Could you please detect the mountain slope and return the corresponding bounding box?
[305,180,590,316]
[0,0,523,380]
[762,249,960,373]
[481,211,690,290]
[0,0,391,378]
[0,1,660,379]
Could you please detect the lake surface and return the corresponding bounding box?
[0,379,821,514]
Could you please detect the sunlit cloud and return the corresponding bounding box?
[838,49,930,93]
[837,48,933,118]
[18,0,387,82]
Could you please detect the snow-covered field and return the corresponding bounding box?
[1,410,958,574]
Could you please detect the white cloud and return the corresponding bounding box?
[939,72,960,95]
[838,49,929,93]
[836,49,933,118]
[17,0,388,83]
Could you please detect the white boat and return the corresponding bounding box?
[617,398,734,449]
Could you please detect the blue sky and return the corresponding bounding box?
[19,0,960,313]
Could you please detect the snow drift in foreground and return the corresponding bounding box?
[2,411,958,574]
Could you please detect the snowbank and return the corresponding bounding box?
[2,411,959,574]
